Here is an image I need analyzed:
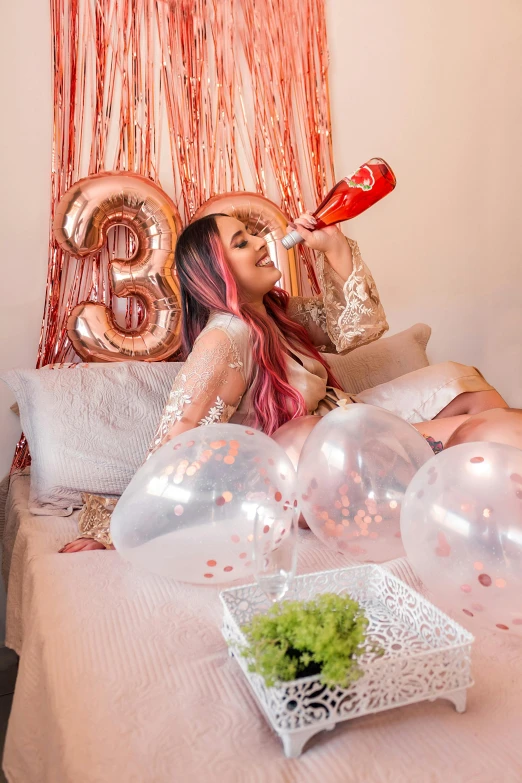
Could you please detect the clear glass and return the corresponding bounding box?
[253,508,298,602]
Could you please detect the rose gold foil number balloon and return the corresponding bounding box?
[53,171,182,362]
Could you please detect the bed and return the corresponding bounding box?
[2,325,522,782]
[3,470,522,782]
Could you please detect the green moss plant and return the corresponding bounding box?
[240,592,382,688]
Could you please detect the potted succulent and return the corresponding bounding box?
[240,592,382,688]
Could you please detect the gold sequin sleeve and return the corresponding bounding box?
[147,325,247,457]
[286,237,388,353]
[77,493,117,548]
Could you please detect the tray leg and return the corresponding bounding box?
[443,689,467,713]
[280,723,336,758]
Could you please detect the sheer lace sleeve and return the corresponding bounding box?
[286,237,388,353]
[147,326,247,457]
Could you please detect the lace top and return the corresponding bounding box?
[148,237,388,454]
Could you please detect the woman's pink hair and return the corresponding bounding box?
[175,214,340,435]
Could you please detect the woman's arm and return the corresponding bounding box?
[291,213,355,279]
[147,326,247,456]
[286,213,388,353]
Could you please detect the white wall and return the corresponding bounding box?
[327,0,522,405]
[0,1,52,477]
[1,0,521,475]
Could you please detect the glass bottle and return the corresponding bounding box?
[281,158,396,249]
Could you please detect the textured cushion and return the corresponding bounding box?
[0,362,183,516]
[323,323,431,395]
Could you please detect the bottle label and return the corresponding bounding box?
[346,165,375,191]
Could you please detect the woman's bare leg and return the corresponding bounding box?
[413,389,509,447]
[413,414,471,445]
[59,538,109,553]
[434,389,508,418]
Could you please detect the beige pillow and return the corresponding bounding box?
[324,323,431,395]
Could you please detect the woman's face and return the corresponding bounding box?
[216,215,281,301]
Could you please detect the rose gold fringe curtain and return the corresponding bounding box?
[13,0,335,470]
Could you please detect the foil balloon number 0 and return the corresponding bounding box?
[53,171,183,362]
[193,191,300,296]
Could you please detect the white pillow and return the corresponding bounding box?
[1,362,182,516]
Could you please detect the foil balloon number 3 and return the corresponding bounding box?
[53,171,182,362]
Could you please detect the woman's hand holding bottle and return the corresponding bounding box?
[291,212,353,280]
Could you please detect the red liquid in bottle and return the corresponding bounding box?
[313,158,396,229]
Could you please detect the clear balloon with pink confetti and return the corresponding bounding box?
[111,423,297,585]
[297,405,433,562]
[401,441,522,636]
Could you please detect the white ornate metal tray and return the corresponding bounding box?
[220,565,474,757]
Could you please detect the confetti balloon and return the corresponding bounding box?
[111,423,297,584]
[297,405,433,561]
[401,442,522,636]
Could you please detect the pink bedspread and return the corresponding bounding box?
[3,471,522,783]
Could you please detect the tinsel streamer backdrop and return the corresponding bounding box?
[13,0,335,470]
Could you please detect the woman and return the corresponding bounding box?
[61,213,507,552]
